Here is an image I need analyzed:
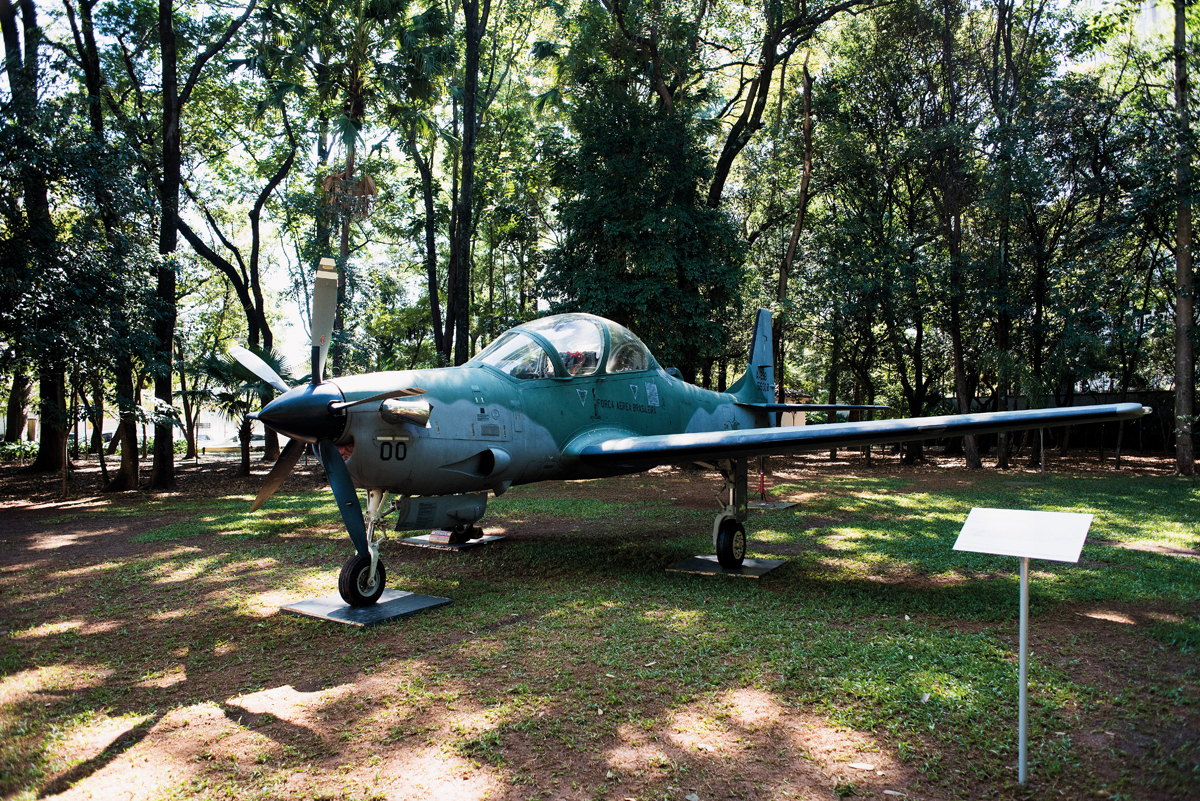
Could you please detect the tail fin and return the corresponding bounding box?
[728,308,774,403]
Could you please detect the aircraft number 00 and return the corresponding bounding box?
[379,442,407,461]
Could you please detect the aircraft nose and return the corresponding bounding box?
[257,382,347,443]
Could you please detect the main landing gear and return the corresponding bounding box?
[339,488,391,607]
[712,457,749,569]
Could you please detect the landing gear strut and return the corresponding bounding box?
[712,458,749,569]
[339,489,390,606]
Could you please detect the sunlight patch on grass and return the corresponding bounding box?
[10,620,84,640]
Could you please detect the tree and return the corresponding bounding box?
[150,0,256,489]
[1174,0,1194,475]
[452,0,492,365]
[199,346,291,476]
[541,70,744,379]
[1,0,70,473]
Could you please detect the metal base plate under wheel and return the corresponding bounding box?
[666,555,787,578]
[281,590,452,628]
[398,534,505,551]
[748,500,798,510]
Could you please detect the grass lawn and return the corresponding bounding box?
[0,454,1196,800]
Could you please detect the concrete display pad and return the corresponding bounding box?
[398,534,506,551]
[667,555,787,578]
[281,590,451,627]
[748,500,798,510]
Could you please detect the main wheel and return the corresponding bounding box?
[715,519,746,570]
[338,554,387,607]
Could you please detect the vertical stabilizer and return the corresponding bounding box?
[728,308,775,404]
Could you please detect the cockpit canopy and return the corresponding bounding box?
[469,313,658,380]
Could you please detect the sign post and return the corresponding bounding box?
[953,508,1093,786]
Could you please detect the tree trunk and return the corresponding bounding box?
[3,0,65,470]
[937,0,981,469]
[1058,382,1075,457]
[238,415,252,477]
[408,128,445,357]
[152,0,254,486]
[826,333,840,460]
[104,359,140,491]
[330,138,357,377]
[178,357,197,460]
[5,366,28,443]
[1175,0,1195,476]
[774,58,813,404]
[454,0,492,365]
[85,375,109,482]
[151,0,179,491]
[28,370,67,472]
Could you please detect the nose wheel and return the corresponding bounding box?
[339,553,387,606]
[338,488,390,607]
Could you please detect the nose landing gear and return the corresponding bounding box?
[339,489,390,607]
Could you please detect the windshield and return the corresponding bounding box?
[522,315,605,376]
[471,331,555,379]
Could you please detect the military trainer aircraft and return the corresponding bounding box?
[232,260,1148,607]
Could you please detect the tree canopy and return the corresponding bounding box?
[1,0,1198,480]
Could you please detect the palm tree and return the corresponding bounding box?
[199,346,293,476]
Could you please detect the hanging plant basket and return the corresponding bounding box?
[321,174,378,220]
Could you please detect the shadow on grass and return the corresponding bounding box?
[0,473,1196,798]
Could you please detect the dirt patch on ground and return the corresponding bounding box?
[0,450,1195,801]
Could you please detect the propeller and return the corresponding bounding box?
[317,438,369,557]
[311,258,338,385]
[250,436,304,512]
[229,346,289,393]
[228,258,422,529]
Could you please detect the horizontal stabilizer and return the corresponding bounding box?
[736,402,891,413]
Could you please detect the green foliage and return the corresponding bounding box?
[0,440,37,462]
[540,81,744,379]
[5,0,1200,490]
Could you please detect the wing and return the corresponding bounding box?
[576,402,1148,470]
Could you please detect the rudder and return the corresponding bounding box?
[729,308,774,403]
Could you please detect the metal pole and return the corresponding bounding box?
[1040,429,1045,477]
[1019,556,1029,785]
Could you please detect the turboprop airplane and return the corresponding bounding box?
[232,260,1148,607]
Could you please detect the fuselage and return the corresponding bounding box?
[331,360,765,496]
[257,313,769,499]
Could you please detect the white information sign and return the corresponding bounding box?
[953,506,1095,786]
[953,508,1093,563]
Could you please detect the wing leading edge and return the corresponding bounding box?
[576,402,1148,470]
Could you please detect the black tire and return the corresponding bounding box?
[715,519,746,569]
[338,554,386,607]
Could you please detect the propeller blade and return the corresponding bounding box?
[250,437,304,512]
[229,346,290,393]
[316,438,369,558]
[311,258,339,385]
[329,387,427,412]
